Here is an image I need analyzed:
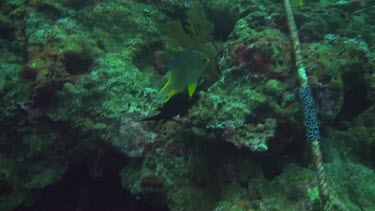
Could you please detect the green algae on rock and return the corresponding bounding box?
[0,0,375,210]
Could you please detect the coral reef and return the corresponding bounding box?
[188,25,297,152]
[0,0,374,210]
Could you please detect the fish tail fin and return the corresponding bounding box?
[141,114,160,121]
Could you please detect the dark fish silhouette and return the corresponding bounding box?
[142,91,198,122]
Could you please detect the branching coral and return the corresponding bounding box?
[159,5,213,52]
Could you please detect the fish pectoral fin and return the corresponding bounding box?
[187,82,197,98]
[165,89,181,102]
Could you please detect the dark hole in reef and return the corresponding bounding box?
[205,8,239,41]
[62,0,96,10]
[32,80,66,110]
[335,70,372,122]
[245,105,273,125]
[0,26,15,41]
[133,41,164,71]
[36,3,62,20]
[244,114,265,125]
[64,55,93,75]
[247,149,284,181]
[14,152,168,211]
[163,6,187,20]
[249,118,310,181]
[0,182,12,195]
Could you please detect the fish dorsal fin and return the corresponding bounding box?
[168,54,183,69]
[168,50,195,69]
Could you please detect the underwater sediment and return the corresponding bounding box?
[0,0,374,210]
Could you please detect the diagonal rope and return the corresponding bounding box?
[282,1,348,210]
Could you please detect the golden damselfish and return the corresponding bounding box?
[160,50,209,102]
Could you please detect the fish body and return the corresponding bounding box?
[160,50,209,102]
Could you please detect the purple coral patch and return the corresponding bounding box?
[231,43,271,77]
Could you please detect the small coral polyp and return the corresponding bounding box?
[231,43,271,77]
